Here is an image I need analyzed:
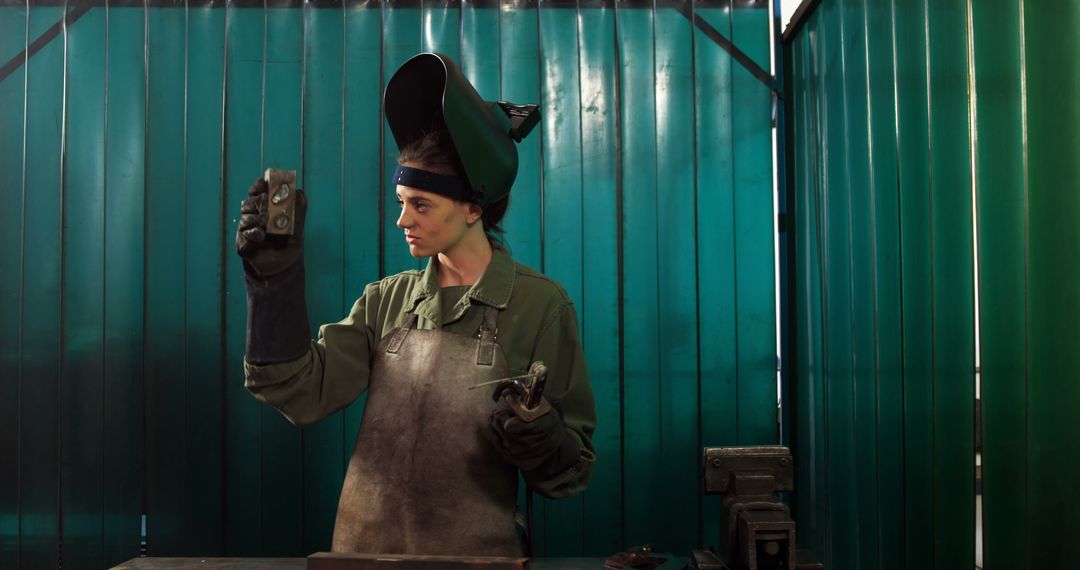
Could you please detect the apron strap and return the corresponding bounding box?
[476,306,500,366]
[385,313,418,354]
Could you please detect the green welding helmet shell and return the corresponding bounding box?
[384,53,531,208]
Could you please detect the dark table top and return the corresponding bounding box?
[111,557,610,570]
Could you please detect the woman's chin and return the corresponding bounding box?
[407,243,431,258]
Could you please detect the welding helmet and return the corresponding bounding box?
[384,52,539,208]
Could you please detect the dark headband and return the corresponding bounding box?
[393,165,469,202]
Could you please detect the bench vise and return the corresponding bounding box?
[695,446,798,570]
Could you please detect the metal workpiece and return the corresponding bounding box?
[264,168,297,235]
[476,360,553,423]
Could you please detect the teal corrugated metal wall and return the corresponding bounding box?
[785,0,1080,568]
[0,1,777,566]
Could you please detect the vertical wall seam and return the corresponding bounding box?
[814,17,831,561]
[921,1,937,563]
[727,0,741,444]
[17,0,28,564]
[299,0,309,547]
[219,0,231,551]
[649,0,660,470]
[572,0,589,542]
[377,0,385,279]
[101,2,111,562]
[537,0,545,274]
[339,1,347,450]
[859,0,883,567]
[339,0,347,471]
[963,0,980,564]
[1017,0,1030,560]
[258,0,268,548]
[837,3,861,557]
[101,2,109,563]
[57,0,71,562]
[611,0,625,549]
[887,0,906,564]
[181,0,191,543]
[140,0,149,552]
[688,0,703,545]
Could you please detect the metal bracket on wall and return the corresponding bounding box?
[0,3,91,85]
[669,0,783,101]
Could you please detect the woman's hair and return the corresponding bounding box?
[397,130,510,241]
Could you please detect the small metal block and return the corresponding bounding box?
[265,168,297,236]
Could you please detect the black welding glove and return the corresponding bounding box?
[236,176,311,365]
[236,176,307,277]
[488,404,582,478]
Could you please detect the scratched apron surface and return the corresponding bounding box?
[331,306,522,556]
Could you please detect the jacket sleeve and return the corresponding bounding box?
[243,282,381,427]
[523,301,598,498]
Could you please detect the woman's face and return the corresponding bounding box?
[395,164,481,258]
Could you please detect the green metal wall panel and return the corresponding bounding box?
[654,0,699,555]
[693,0,736,548]
[21,5,65,568]
[577,0,621,555]
[302,1,347,554]
[382,1,422,276]
[925,3,975,569]
[1023,2,1080,568]
[61,6,106,568]
[0,3,26,568]
[862,2,903,569]
[787,0,1080,567]
[102,6,146,565]
[838,2,877,568]
[2,2,777,562]
[261,5,306,556]
[730,0,775,448]
[341,0,384,476]
[500,0,542,270]
[145,5,190,555]
[538,0,585,555]
[223,4,266,555]
[971,0,1026,566]
[185,4,227,556]
[616,1,661,550]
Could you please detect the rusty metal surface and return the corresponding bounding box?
[112,558,611,570]
[307,552,530,570]
[110,557,307,569]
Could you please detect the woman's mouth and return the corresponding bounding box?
[405,235,420,244]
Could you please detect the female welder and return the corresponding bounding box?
[234,52,596,557]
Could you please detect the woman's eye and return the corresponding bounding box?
[416,204,428,212]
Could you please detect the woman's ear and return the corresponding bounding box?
[465,203,483,225]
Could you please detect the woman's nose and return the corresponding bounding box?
[396,207,411,229]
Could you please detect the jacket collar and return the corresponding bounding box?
[407,246,515,322]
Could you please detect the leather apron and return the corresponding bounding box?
[331,306,522,557]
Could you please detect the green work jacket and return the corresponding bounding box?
[244,246,597,498]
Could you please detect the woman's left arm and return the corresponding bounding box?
[522,302,598,498]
